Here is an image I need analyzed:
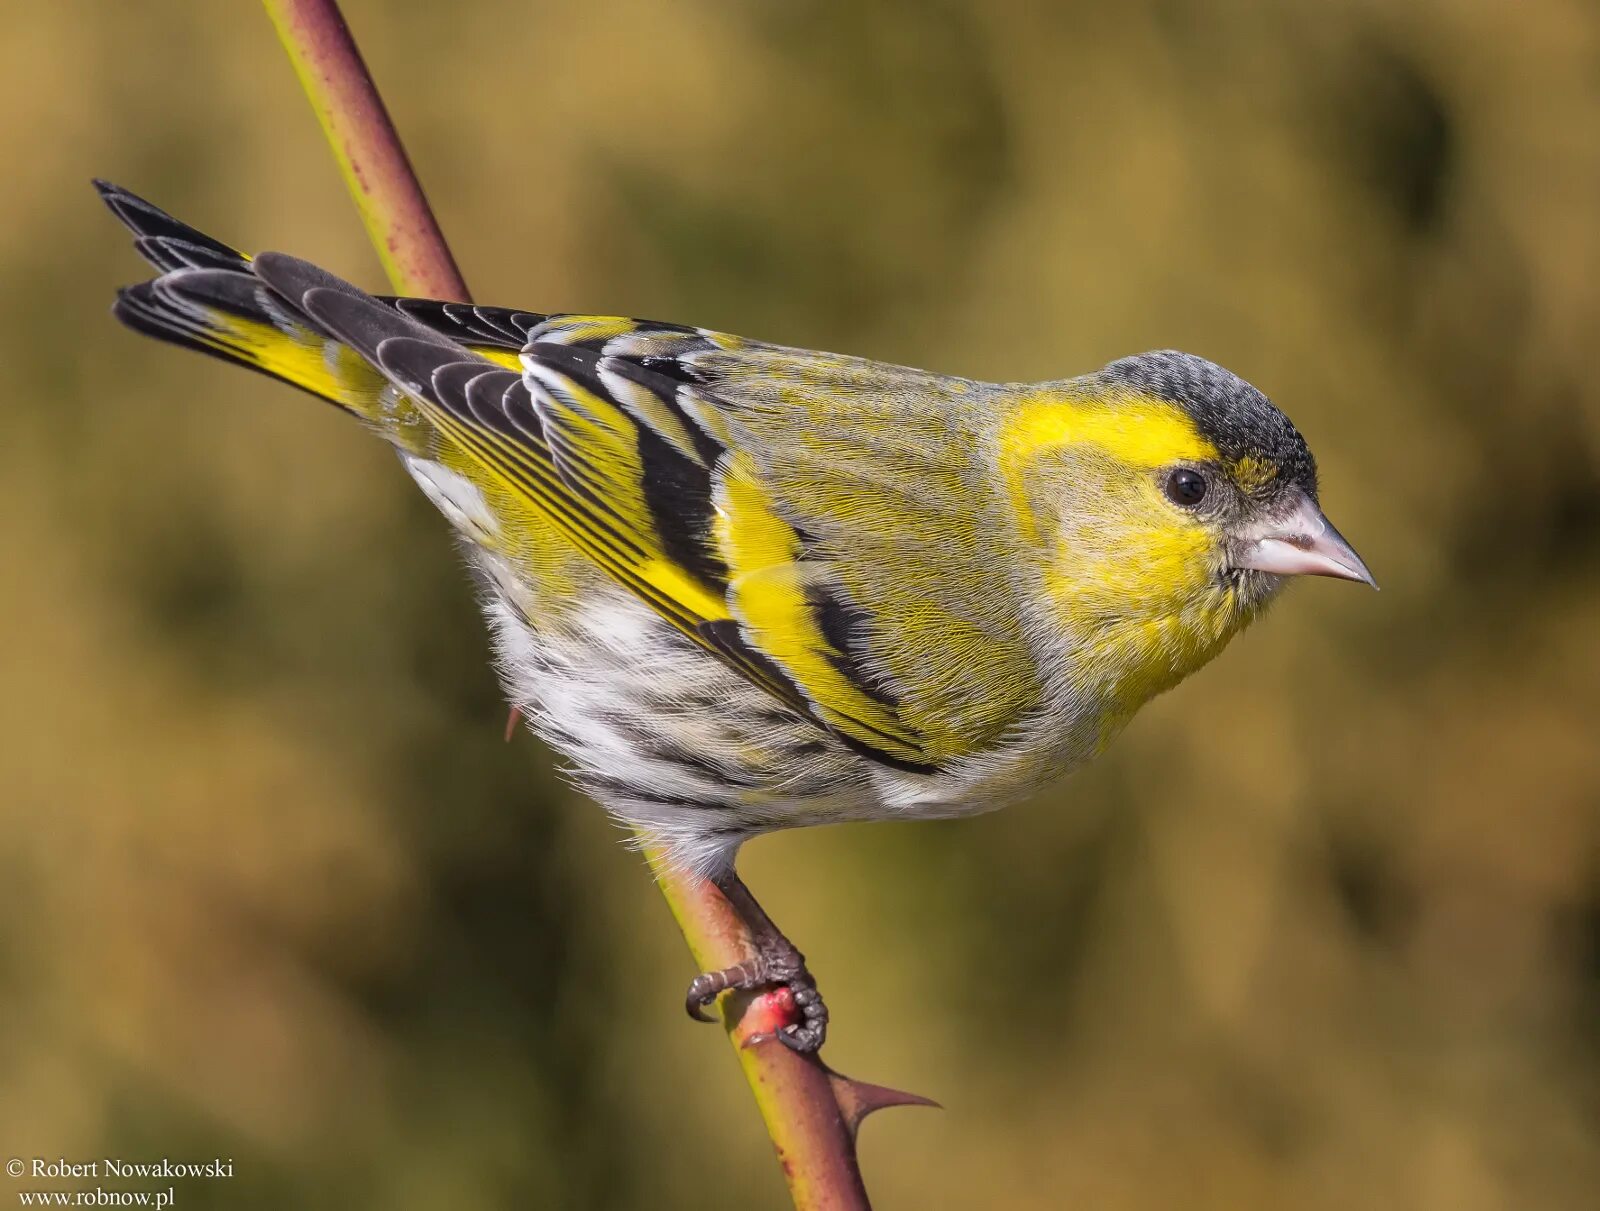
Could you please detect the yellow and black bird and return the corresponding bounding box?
[99,181,1374,1052]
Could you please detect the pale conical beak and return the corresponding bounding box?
[1233,494,1377,588]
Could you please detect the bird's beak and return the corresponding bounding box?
[1233,493,1377,588]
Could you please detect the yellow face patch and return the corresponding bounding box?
[1003,390,1217,468]
[999,390,1218,542]
[1000,389,1249,683]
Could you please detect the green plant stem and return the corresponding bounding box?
[258,3,917,1206]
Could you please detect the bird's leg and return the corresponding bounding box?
[684,870,829,1054]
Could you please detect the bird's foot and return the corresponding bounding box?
[684,938,829,1054]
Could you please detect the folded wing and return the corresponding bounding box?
[252,254,951,771]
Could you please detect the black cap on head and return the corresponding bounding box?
[1098,350,1318,498]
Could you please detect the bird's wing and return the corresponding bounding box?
[255,256,1028,770]
[509,324,1041,767]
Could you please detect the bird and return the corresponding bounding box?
[97,180,1374,1053]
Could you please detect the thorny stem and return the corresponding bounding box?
[259,3,932,1207]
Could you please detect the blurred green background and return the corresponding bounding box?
[3,1,1598,1207]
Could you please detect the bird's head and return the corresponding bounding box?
[1003,350,1373,702]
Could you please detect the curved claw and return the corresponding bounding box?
[686,960,830,1053]
[684,970,731,1022]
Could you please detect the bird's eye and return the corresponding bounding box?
[1163,467,1209,508]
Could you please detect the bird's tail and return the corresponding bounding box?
[97,179,411,425]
